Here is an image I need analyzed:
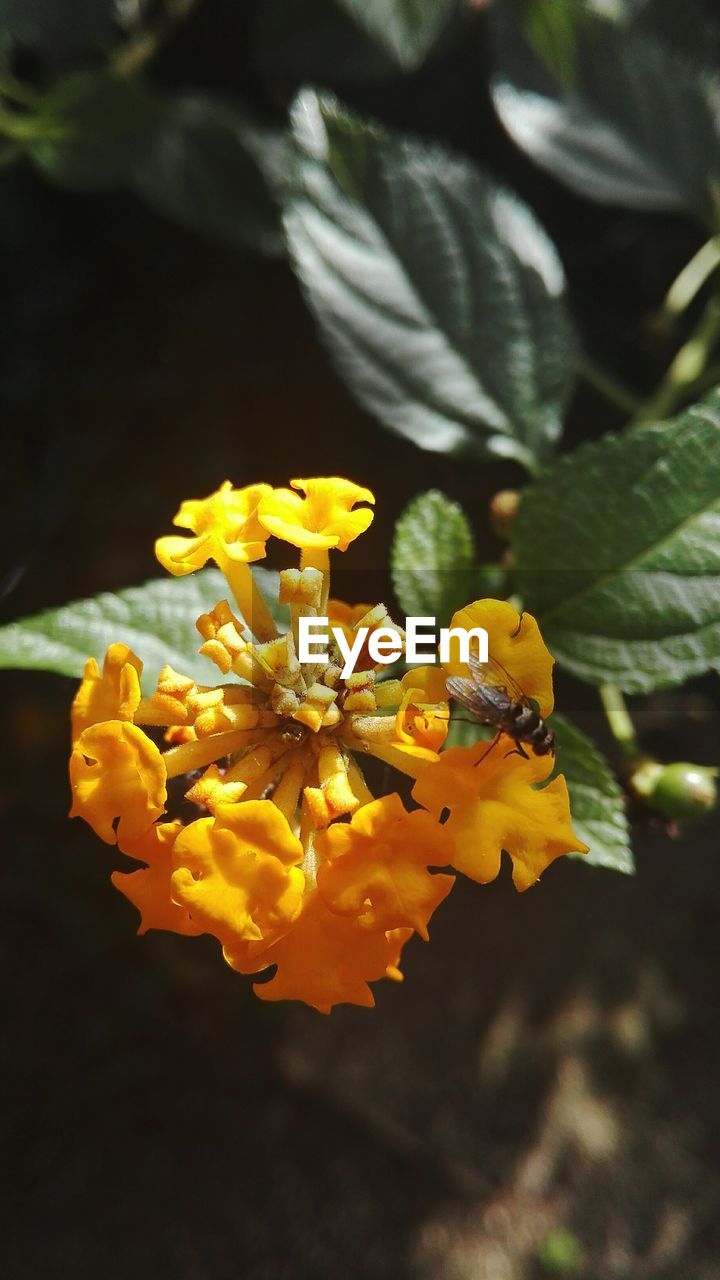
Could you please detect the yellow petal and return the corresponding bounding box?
[171,801,304,949]
[258,477,374,551]
[246,891,398,1013]
[445,599,555,717]
[155,481,272,575]
[112,821,202,936]
[395,675,449,751]
[316,793,454,938]
[413,740,587,890]
[69,721,166,845]
[385,927,414,982]
[71,644,143,742]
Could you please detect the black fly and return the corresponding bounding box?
[445,650,555,759]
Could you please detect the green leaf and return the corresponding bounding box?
[512,389,720,692]
[28,73,282,254]
[283,89,575,469]
[132,96,285,257]
[490,0,720,223]
[391,490,475,625]
[0,567,286,693]
[331,0,457,69]
[444,715,494,749]
[551,715,634,874]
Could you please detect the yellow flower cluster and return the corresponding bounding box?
[69,477,586,1013]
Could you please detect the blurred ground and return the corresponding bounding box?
[2,29,720,1273]
[3,670,720,1280]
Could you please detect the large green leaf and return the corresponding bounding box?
[391,490,475,626]
[0,568,285,693]
[552,716,634,874]
[331,0,457,69]
[283,89,575,470]
[28,73,282,254]
[513,390,720,692]
[490,0,720,223]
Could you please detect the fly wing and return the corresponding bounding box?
[467,652,529,706]
[445,675,511,726]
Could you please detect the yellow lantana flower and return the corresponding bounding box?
[258,477,374,570]
[237,891,408,1014]
[316,793,454,937]
[68,475,584,1013]
[171,800,305,949]
[443,598,555,717]
[413,740,587,890]
[71,642,142,741]
[155,481,276,640]
[70,720,166,844]
[112,820,202,937]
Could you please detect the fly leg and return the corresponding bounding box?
[510,612,525,639]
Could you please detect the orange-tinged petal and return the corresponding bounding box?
[444,599,555,717]
[171,801,304,949]
[69,721,166,845]
[413,740,587,891]
[246,891,398,1013]
[258,477,374,551]
[155,481,272,575]
[71,644,143,742]
[112,821,202,936]
[316,793,454,938]
[385,927,414,982]
[395,672,449,752]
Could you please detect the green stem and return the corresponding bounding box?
[661,234,720,321]
[630,294,720,426]
[599,684,639,762]
[575,354,641,415]
[112,0,199,76]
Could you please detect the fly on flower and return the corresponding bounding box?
[446,644,556,758]
[68,479,586,1013]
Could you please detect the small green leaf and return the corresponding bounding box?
[331,0,457,69]
[490,0,720,224]
[283,89,575,469]
[391,491,475,625]
[513,389,720,692]
[0,567,285,693]
[551,715,634,874]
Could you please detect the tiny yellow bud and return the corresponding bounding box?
[489,489,520,539]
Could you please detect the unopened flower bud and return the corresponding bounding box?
[489,489,520,539]
[632,759,718,822]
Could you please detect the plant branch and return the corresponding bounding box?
[575,353,641,415]
[113,0,200,76]
[660,234,720,322]
[599,684,639,762]
[630,294,720,426]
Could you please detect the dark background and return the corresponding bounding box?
[2,2,719,1276]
